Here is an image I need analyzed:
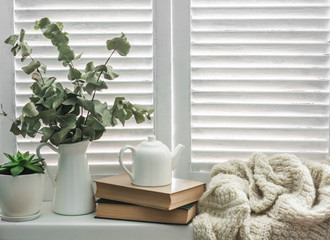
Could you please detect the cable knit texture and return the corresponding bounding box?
[193,153,330,240]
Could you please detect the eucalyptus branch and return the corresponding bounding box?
[91,49,116,101]
[84,49,116,125]
[28,55,45,85]
[3,19,151,146]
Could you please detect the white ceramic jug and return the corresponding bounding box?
[118,135,185,186]
[36,140,95,215]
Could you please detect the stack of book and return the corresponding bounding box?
[94,174,206,224]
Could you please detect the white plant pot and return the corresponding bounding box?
[0,173,45,219]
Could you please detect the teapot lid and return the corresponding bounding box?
[148,135,156,142]
[138,135,169,151]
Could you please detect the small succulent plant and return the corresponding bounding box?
[0,151,45,176]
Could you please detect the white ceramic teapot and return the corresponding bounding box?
[118,135,185,186]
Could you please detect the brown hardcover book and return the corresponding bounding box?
[96,199,197,224]
[94,174,206,210]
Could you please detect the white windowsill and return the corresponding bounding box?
[0,202,194,240]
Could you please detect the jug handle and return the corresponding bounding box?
[118,145,136,181]
[36,142,59,187]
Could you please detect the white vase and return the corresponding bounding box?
[0,173,45,218]
[37,140,95,215]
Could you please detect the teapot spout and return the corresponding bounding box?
[171,144,185,170]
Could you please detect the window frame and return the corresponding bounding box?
[172,0,210,182]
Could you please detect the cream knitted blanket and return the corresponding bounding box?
[193,153,330,240]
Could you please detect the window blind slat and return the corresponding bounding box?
[191,0,329,7]
[190,0,330,171]
[14,0,154,166]
[15,0,152,9]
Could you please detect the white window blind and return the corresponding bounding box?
[190,0,330,172]
[14,0,154,172]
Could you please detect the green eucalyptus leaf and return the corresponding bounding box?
[95,65,107,72]
[68,66,82,80]
[22,102,39,117]
[22,60,41,75]
[103,66,119,80]
[11,44,21,56]
[84,81,108,95]
[39,109,57,124]
[55,22,64,31]
[5,35,18,46]
[35,18,51,30]
[30,96,41,104]
[50,127,72,146]
[19,29,25,43]
[93,100,108,114]
[133,104,148,112]
[57,43,75,63]
[125,109,133,120]
[74,52,83,60]
[20,122,28,137]
[148,108,155,115]
[86,115,105,131]
[41,127,55,142]
[94,130,104,140]
[32,73,43,85]
[85,62,95,72]
[81,125,96,141]
[42,95,58,108]
[53,99,64,109]
[133,110,145,124]
[42,23,60,39]
[117,109,127,125]
[114,97,125,105]
[106,33,131,56]
[84,71,98,83]
[76,116,85,128]
[20,42,32,62]
[45,77,56,87]
[72,128,82,142]
[62,97,77,106]
[44,86,55,98]
[51,31,69,46]
[58,114,76,128]
[101,109,112,127]
[77,97,95,114]
[25,118,41,138]
[74,85,83,94]
[54,121,76,144]
[40,63,47,74]
[30,82,41,95]
[55,82,64,93]
[10,120,21,135]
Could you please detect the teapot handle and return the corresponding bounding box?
[36,142,59,187]
[118,145,136,182]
